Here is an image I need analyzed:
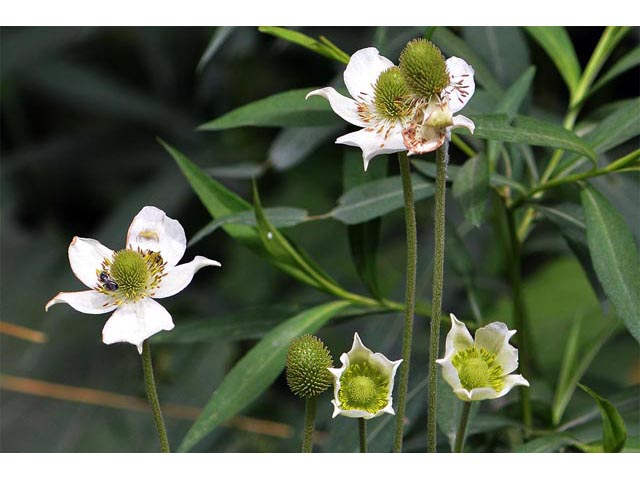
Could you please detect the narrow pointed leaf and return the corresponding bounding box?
[578,384,627,452]
[581,185,640,342]
[453,154,489,227]
[178,301,350,452]
[259,27,350,64]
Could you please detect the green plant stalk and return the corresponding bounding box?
[505,208,533,429]
[393,152,418,453]
[427,140,449,453]
[302,396,317,453]
[141,341,170,453]
[454,401,472,453]
[359,418,368,453]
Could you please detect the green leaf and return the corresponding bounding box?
[269,126,339,171]
[591,46,640,95]
[466,114,597,162]
[581,97,640,155]
[198,88,342,130]
[578,384,628,452]
[197,27,236,72]
[525,27,581,96]
[552,313,617,426]
[188,207,309,248]
[330,174,435,225]
[178,301,350,452]
[252,181,340,292]
[431,27,503,98]
[515,432,578,453]
[160,140,259,248]
[343,150,387,299]
[462,27,531,89]
[258,27,350,64]
[453,155,489,227]
[581,185,640,342]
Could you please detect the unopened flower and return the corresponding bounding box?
[286,334,334,399]
[437,314,529,402]
[399,39,475,155]
[328,332,402,419]
[45,206,221,353]
[306,47,412,171]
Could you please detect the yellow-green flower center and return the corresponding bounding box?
[338,361,389,414]
[373,67,410,121]
[452,347,504,392]
[97,248,166,303]
[399,39,449,100]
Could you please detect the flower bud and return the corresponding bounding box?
[399,39,449,99]
[286,334,333,398]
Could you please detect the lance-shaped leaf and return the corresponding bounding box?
[453,154,489,228]
[259,26,350,64]
[578,384,627,452]
[178,301,350,452]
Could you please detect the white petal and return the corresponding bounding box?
[306,87,367,127]
[126,206,186,268]
[467,387,499,401]
[475,322,514,355]
[369,353,403,393]
[331,400,376,419]
[445,56,475,113]
[402,122,445,156]
[444,314,474,357]
[345,332,374,364]
[337,127,406,171]
[344,47,394,101]
[45,290,117,314]
[492,374,530,400]
[153,256,221,299]
[436,355,462,391]
[452,114,475,134]
[102,298,174,353]
[68,237,114,289]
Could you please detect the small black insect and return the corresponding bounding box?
[99,271,119,291]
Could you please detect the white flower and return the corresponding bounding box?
[45,206,221,353]
[306,47,410,171]
[328,332,402,419]
[400,42,476,155]
[436,314,529,402]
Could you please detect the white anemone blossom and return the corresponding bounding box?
[328,332,402,419]
[306,47,410,171]
[45,206,221,353]
[437,314,529,402]
[402,56,476,155]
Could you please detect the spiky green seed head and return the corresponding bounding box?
[373,66,411,120]
[110,249,149,300]
[399,39,449,99]
[286,335,333,398]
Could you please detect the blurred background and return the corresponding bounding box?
[1,27,638,452]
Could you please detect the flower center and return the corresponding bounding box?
[97,248,166,303]
[399,39,449,100]
[452,347,504,392]
[373,67,410,121]
[338,361,390,414]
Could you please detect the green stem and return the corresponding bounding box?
[302,396,317,453]
[141,341,170,453]
[359,418,367,453]
[393,152,417,453]
[427,140,449,453]
[454,401,472,453]
[505,208,533,429]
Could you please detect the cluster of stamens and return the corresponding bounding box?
[95,246,167,305]
[452,347,504,392]
[338,360,390,414]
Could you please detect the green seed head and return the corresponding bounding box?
[109,249,150,301]
[373,67,410,120]
[338,361,390,414]
[286,335,333,398]
[399,39,449,99]
[452,347,505,392]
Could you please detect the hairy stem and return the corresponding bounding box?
[359,418,368,453]
[302,396,317,453]
[393,152,418,453]
[141,341,170,453]
[427,140,449,452]
[454,401,472,453]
